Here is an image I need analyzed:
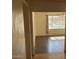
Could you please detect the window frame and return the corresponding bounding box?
[46,15,66,35]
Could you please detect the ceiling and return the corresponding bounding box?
[30,0,66,3]
[24,0,66,12]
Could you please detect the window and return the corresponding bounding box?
[48,15,65,29]
[47,14,65,35]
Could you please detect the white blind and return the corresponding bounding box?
[48,15,65,29]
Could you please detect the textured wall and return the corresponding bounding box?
[12,0,26,59]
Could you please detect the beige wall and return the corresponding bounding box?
[32,12,36,53]
[12,0,26,59]
[32,12,65,36]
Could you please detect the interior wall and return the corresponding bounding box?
[12,0,26,59]
[32,12,65,36]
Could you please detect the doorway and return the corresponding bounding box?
[22,0,66,59]
[32,12,66,59]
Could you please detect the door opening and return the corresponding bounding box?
[32,12,66,59]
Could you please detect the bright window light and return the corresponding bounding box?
[49,36,65,40]
[48,15,65,29]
